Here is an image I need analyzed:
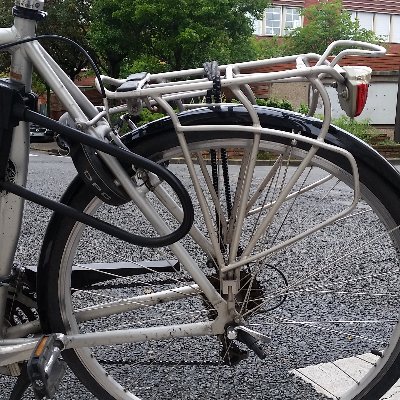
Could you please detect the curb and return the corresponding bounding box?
[30,141,66,156]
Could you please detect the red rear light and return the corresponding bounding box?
[355,83,369,117]
[336,66,372,118]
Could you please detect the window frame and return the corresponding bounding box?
[351,10,400,44]
[255,6,302,37]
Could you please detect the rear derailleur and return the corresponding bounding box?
[221,325,270,366]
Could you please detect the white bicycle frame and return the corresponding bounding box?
[0,0,386,370]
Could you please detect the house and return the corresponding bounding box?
[252,0,400,128]
[255,0,400,54]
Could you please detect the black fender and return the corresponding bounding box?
[122,105,400,198]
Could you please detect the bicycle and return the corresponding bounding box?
[1,0,400,399]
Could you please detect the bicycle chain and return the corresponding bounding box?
[203,61,221,105]
[220,148,232,218]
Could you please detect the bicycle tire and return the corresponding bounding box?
[37,106,400,400]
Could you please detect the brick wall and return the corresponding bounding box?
[272,0,305,6]
[342,0,400,14]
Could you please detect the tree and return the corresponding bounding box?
[0,0,16,74]
[38,0,92,81]
[0,0,91,80]
[285,0,380,55]
[89,0,268,77]
[89,0,144,78]
[0,0,92,118]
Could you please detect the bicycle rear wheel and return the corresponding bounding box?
[38,108,400,400]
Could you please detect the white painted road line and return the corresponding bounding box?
[292,353,400,399]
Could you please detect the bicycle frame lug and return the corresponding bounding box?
[222,279,239,295]
[74,122,85,130]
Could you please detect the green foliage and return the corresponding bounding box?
[331,116,400,146]
[298,103,310,115]
[0,0,14,73]
[38,0,92,80]
[252,36,286,59]
[121,56,170,76]
[285,0,381,55]
[136,108,166,126]
[89,0,268,77]
[257,151,275,160]
[331,115,377,143]
[256,98,308,114]
[32,73,47,95]
[0,0,91,79]
[256,98,294,111]
[375,138,400,146]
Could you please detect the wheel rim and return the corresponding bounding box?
[54,138,400,400]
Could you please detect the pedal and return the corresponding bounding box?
[27,334,66,399]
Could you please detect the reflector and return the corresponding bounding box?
[355,82,369,117]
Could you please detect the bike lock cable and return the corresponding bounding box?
[27,109,195,247]
[0,82,194,248]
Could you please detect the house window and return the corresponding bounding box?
[391,15,400,43]
[265,7,282,36]
[374,13,390,42]
[255,6,302,36]
[284,7,302,34]
[354,11,373,31]
[253,18,263,36]
[351,11,400,44]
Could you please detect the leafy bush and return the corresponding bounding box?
[331,115,376,143]
[121,55,170,76]
[256,98,294,111]
[136,108,166,126]
[297,103,310,115]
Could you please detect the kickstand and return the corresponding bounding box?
[9,363,31,400]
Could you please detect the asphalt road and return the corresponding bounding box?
[1,150,400,400]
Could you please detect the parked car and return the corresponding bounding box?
[29,123,54,142]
